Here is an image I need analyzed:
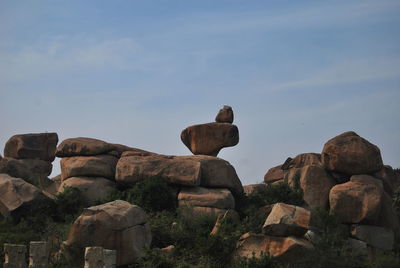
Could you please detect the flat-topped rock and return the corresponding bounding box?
[56,137,113,157]
[4,133,58,161]
[181,122,239,156]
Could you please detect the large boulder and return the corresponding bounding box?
[60,155,118,180]
[322,131,383,175]
[178,187,235,210]
[264,165,284,184]
[65,200,151,266]
[285,165,335,209]
[351,225,394,251]
[4,133,58,162]
[184,155,243,195]
[329,175,383,223]
[58,177,116,205]
[56,137,113,157]
[180,122,239,156]
[116,155,201,187]
[215,105,234,123]
[235,233,313,262]
[262,203,311,237]
[0,157,52,185]
[0,173,50,217]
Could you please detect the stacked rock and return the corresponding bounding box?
[262,131,399,252]
[181,105,239,156]
[0,133,58,186]
[236,203,314,262]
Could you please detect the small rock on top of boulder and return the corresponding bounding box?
[322,131,383,175]
[215,105,234,123]
[4,133,58,161]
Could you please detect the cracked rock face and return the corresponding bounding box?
[65,200,151,266]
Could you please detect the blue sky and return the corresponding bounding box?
[0,0,399,184]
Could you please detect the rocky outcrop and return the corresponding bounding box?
[178,187,235,210]
[181,123,239,156]
[235,233,313,262]
[0,173,50,217]
[243,184,268,196]
[329,175,383,223]
[4,133,58,162]
[264,165,284,184]
[60,155,118,180]
[215,105,234,123]
[65,200,151,266]
[322,131,383,175]
[262,203,311,237]
[56,137,113,157]
[58,177,116,205]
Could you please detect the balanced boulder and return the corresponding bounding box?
[329,175,383,223]
[322,131,383,175]
[60,155,118,180]
[65,200,151,266]
[181,122,239,156]
[56,137,113,157]
[4,133,58,161]
[58,177,116,205]
[262,203,311,237]
[215,105,234,123]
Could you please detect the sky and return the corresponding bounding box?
[0,0,399,185]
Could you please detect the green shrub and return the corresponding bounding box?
[53,186,85,221]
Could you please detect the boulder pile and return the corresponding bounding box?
[259,131,400,254]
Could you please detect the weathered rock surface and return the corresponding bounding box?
[215,105,234,123]
[60,155,118,180]
[58,177,116,205]
[0,157,52,185]
[236,233,313,261]
[65,200,151,266]
[329,175,383,223]
[322,131,383,175]
[185,155,243,195]
[243,184,268,196]
[56,137,113,157]
[181,122,239,156]
[264,165,284,183]
[116,155,201,187]
[4,133,58,161]
[282,153,322,170]
[285,165,335,209]
[178,187,235,210]
[351,225,394,251]
[0,173,49,217]
[262,203,311,237]
[180,206,239,220]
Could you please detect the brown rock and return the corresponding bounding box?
[243,184,268,196]
[262,203,311,237]
[120,150,157,157]
[373,165,398,195]
[58,177,116,205]
[235,233,313,261]
[185,155,243,195]
[264,165,284,183]
[4,133,58,161]
[215,105,234,123]
[0,157,52,185]
[65,200,151,266]
[178,187,235,210]
[108,144,156,158]
[56,137,113,157]
[329,175,383,223]
[351,225,394,251]
[282,153,322,170]
[60,155,118,180]
[285,165,335,209]
[180,122,239,156]
[322,131,383,175]
[115,155,201,187]
[0,173,49,217]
